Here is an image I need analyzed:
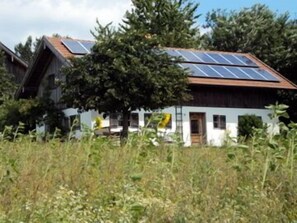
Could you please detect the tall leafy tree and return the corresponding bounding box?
[203,4,297,70]
[122,0,201,48]
[14,36,41,64]
[202,4,297,120]
[62,23,190,140]
[0,51,16,103]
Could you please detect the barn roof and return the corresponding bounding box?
[0,41,28,68]
[16,35,297,98]
[46,36,297,90]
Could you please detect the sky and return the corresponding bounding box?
[0,0,296,51]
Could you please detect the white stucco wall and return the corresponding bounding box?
[135,106,274,146]
[180,106,274,146]
[58,106,275,146]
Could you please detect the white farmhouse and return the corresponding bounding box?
[16,36,297,146]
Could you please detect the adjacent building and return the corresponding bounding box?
[0,42,27,85]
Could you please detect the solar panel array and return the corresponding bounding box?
[61,39,95,54]
[165,49,279,82]
[60,39,279,83]
[165,49,258,67]
[179,63,279,82]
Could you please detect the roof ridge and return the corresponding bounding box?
[0,41,28,67]
[46,36,95,43]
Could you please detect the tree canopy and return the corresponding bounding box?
[122,0,201,48]
[14,36,41,64]
[62,23,190,139]
[202,4,297,121]
[202,4,297,78]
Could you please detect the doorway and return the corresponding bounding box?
[190,113,206,144]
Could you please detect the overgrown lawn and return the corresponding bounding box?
[0,134,296,222]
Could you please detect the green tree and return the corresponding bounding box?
[0,51,16,103]
[62,23,190,141]
[0,96,65,135]
[202,4,297,121]
[203,4,297,69]
[14,36,41,64]
[122,0,201,48]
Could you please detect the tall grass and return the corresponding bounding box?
[0,132,295,222]
[0,104,296,222]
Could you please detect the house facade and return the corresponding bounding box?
[0,42,27,85]
[17,36,297,146]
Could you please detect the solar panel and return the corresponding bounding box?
[166,49,182,58]
[59,42,279,83]
[240,67,266,80]
[181,63,209,77]
[165,49,258,67]
[220,54,246,66]
[234,54,258,67]
[226,66,251,79]
[61,39,88,54]
[80,41,95,52]
[195,52,217,64]
[212,66,237,79]
[206,53,232,65]
[255,69,279,81]
[180,63,279,82]
[179,50,202,62]
[240,67,279,81]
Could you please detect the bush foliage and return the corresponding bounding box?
[238,114,263,139]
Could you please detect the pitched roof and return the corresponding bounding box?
[186,51,296,90]
[0,41,28,68]
[45,36,297,90]
[16,35,297,99]
[46,36,75,59]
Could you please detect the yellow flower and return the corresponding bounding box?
[158,113,171,129]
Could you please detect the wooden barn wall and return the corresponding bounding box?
[4,57,26,84]
[37,56,64,105]
[184,85,277,109]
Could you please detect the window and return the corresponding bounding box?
[144,113,172,129]
[48,74,57,89]
[109,113,139,128]
[130,113,139,128]
[69,115,81,131]
[110,113,119,128]
[213,115,226,129]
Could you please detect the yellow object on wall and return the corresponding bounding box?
[158,113,171,129]
[94,117,103,129]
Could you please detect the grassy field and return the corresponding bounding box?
[0,128,296,222]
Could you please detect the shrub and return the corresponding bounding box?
[0,99,44,133]
[238,114,263,139]
[0,98,66,136]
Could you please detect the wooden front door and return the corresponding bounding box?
[190,113,206,144]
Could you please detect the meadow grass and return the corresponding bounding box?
[0,132,296,223]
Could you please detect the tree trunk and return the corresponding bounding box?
[120,110,130,145]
